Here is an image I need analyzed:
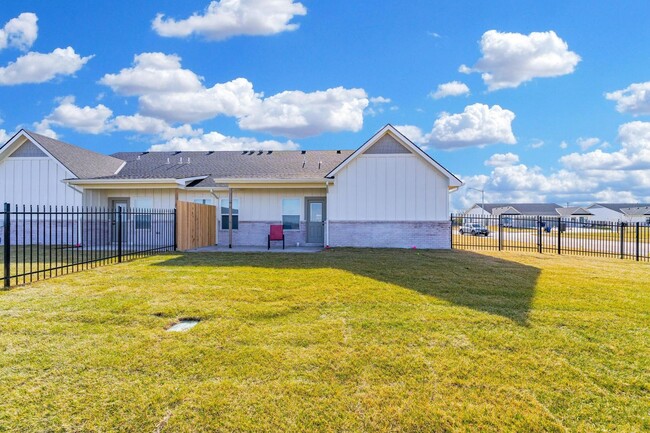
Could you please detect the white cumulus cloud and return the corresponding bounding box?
[38,96,113,134]
[140,77,259,123]
[99,52,368,138]
[397,103,516,149]
[239,87,369,138]
[152,0,307,40]
[0,47,92,85]
[0,12,38,51]
[453,122,650,211]
[485,152,519,167]
[460,30,581,91]
[430,81,470,99]
[0,129,11,144]
[99,52,203,96]
[576,137,601,151]
[605,81,650,116]
[561,121,650,170]
[114,114,202,140]
[149,131,299,152]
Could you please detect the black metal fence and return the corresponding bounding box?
[451,214,650,261]
[2,203,176,288]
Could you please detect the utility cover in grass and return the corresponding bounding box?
[167,319,199,332]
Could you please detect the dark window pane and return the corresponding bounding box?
[135,215,152,230]
[282,215,299,230]
[222,215,239,230]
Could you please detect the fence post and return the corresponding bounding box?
[636,222,640,262]
[620,223,625,259]
[117,206,123,263]
[498,214,502,251]
[537,216,542,254]
[557,217,561,255]
[173,208,178,251]
[3,203,10,288]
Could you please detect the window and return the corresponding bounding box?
[282,198,300,230]
[133,197,153,229]
[220,198,239,230]
[193,198,212,205]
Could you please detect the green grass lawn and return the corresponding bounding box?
[0,249,648,432]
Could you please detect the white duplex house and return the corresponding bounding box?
[0,125,463,249]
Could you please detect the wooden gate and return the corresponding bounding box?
[176,201,217,251]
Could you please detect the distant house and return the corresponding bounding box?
[587,203,650,224]
[464,203,594,227]
[465,203,564,217]
[0,125,463,249]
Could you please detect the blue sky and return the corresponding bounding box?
[1,0,650,210]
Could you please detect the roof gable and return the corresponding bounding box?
[8,140,48,158]
[363,134,411,155]
[326,124,463,188]
[16,130,125,179]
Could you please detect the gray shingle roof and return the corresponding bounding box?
[92,150,354,183]
[589,203,650,213]
[475,203,562,216]
[620,206,650,216]
[555,206,593,217]
[23,130,124,178]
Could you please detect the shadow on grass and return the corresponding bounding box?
[153,249,540,325]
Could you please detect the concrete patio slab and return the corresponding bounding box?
[187,245,324,253]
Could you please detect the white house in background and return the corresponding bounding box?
[587,203,650,224]
[0,125,463,249]
[464,203,594,227]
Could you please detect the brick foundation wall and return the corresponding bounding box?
[218,221,308,247]
[327,220,451,249]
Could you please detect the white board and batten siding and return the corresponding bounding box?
[234,188,325,221]
[328,153,449,222]
[0,143,81,208]
[83,189,176,209]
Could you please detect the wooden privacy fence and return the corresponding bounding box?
[176,201,216,251]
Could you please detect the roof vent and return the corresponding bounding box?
[257,150,263,155]
[207,151,214,155]
[267,151,273,155]
[336,150,341,154]
[248,151,255,155]
[166,158,170,165]
[141,151,149,155]
[318,161,322,169]
[173,151,181,155]
[302,156,306,168]
[301,150,306,154]
[137,155,141,160]
[187,157,191,164]
[179,157,183,164]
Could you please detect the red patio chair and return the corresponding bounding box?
[268,224,285,250]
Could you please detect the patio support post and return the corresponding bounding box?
[228,187,233,249]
